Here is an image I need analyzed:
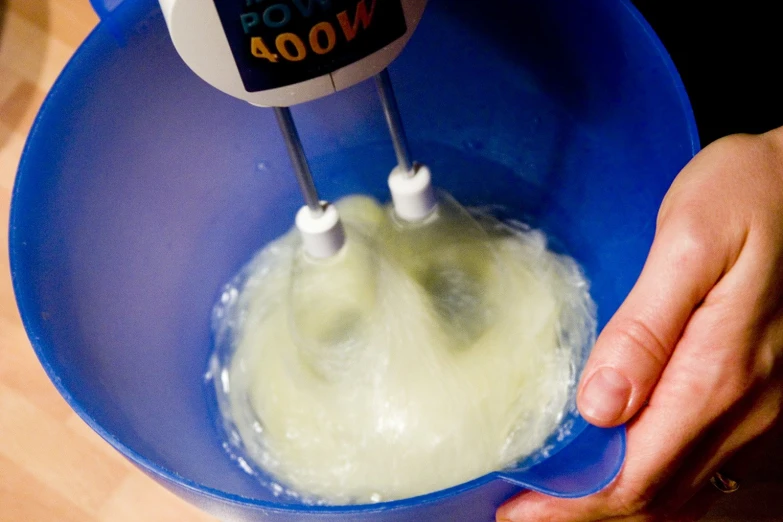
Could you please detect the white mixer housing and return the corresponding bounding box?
[159,0,428,107]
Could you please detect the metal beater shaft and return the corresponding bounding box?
[274,106,323,215]
[375,68,413,175]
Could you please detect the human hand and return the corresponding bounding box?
[498,129,783,521]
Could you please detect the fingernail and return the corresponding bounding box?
[579,367,632,424]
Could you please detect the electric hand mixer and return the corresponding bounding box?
[159,0,434,259]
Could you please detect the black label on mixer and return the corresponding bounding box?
[212,0,408,94]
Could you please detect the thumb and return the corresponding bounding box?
[577,220,728,427]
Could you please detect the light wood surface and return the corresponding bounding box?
[0,1,217,520]
[0,1,781,521]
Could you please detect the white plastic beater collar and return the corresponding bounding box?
[295,203,346,259]
[388,164,437,222]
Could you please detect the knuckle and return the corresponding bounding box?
[655,221,718,290]
[655,192,720,269]
[614,495,651,517]
[717,357,756,401]
[716,340,779,406]
[681,350,747,415]
[753,331,783,383]
[754,410,779,439]
[610,317,671,371]
[658,133,759,230]
[752,347,775,383]
[709,133,750,155]
[661,365,725,417]
[610,482,656,517]
[754,386,783,436]
[668,217,714,269]
[701,134,755,167]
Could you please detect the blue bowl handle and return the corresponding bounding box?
[496,424,626,498]
[89,0,148,45]
[90,0,128,20]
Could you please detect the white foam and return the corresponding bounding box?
[209,193,596,505]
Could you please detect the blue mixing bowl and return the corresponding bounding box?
[10,0,698,520]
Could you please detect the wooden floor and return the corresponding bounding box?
[0,1,217,520]
[0,1,781,521]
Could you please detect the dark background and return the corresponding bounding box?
[632,0,783,147]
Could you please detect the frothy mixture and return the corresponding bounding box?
[210,194,596,505]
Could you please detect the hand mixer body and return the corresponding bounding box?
[159,0,435,259]
[159,0,428,107]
